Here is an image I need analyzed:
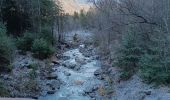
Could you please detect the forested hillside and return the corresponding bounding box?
[87,0,170,84]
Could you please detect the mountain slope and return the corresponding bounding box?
[59,0,92,14]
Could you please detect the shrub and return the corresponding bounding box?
[0,22,14,72]
[73,33,78,42]
[38,26,55,44]
[139,45,170,84]
[31,38,54,59]
[116,31,143,80]
[0,82,9,97]
[24,79,40,93]
[16,32,35,52]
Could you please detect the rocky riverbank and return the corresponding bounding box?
[94,50,170,100]
[0,51,62,99]
[38,43,115,100]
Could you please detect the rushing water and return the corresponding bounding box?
[39,45,103,100]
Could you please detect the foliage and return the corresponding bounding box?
[0,82,9,97]
[0,0,62,37]
[0,22,14,72]
[38,26,55,44]
[16,32,35,52]
[79,9,88,28]
[139,31,170,84]
[24,79,40,93]
[32,38,54,59]
[117,29,143,79]
[73,33,78,42]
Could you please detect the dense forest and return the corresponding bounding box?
[86,0,170,84]
[1,0,170,99]
[0,0,62,70]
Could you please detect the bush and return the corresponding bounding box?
[0,82,9,97]
[16,32,35,52]
[116,31,143,79]
[31,38,54,59]
[0,22,14,72]
[38,26,55,44]
[139,44,170,84]
[73,33,78,42]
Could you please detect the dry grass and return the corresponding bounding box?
[98,86,106,96]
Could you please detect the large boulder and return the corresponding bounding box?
[62,60,77,69]
[94,69,103,76]
[75,57,86,65]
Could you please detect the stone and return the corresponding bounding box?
[3,75,10,80]
[62,56,70,60]
[143,90,151,95]
[94,69,102,76]
[84,87,95,94]
[79,44,85,48]
[97,75,104,80]
[47,90,56,94]
[52,61,60,65]
[32,95,39,99]
[89,92,96,98]
[46,72,58,80]
[62,61,76,69]
[75,57,86,65]
[74,65,81,71]
[64,71,71,76]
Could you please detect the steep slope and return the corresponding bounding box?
[59,0,92,14]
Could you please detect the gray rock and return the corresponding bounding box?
[84,87,97,94]
[94,69,102,76]
[62,61,76,69]
[143,90,152,95]
[75,57,86,64]
[62,56,70,60]
[52,61,60,65]
[3,75,11,80]
[97,75,104,80]
[89,92,96,98]
[47,90,56,94]
[46,72,58,80]
[64,71,71,76]
[74,65,81,71]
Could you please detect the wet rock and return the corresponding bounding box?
[46,80,61,90]
[50,63,55,66]
[143,90,152,95]
[46,72,58,80]
[96,75,105,80]
[47,90,56,94]
[75,57,86,64]
[62,61,76,69]
[3,75,11,80]
[84,86,97,94]
[94,69,102,76]
[62,56,70,60]
[89,92,96,98]
[64,71,71,76]
[20,60,33,69]
[74,65,81,71]
[52,61,60,65]
[32,95,39,99]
